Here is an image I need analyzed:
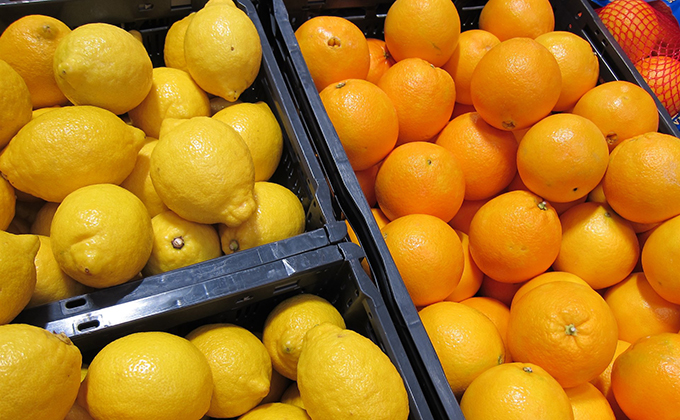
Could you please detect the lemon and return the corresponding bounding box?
[238,402,312,420]
[219,181,305,254]
[128,67,211,138]
[50,184,153,288]
[0,105,146,203]
[261,367,291,404]
[0,175,16,230]
[0,324,82,420]
[297,323,410,420]
[262,294,345,380]
[0,15,71,108]
[213,102,284,181]
[143,210,222,276]
[64,402,95,420]
[30,201,59,235]
[163,13,195,72]
[150,116,256,227]
[184,4,262,102]
[205,0,237,7]
[78,331,213,420]
[32,105,60,119]
[281,382,305,410]
[0,59,32,149]
[119,138,169,218]
[53,22,153,115]
[128,29,143,43]
[187,323,272,418]
[0,230,40,323]
[28,235,92,308]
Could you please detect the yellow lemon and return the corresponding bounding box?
[184,4,262,102]
[150,116,256,227]
[143,210,222,276]
[281,382,305,410]
[0,175,16,230]
[0,15,71,108]
[219,181,305,254]
[0,59,32,148]
[238,402,311,420]
[78,331,213,420]
[128,67,211,138]
[28,235,92,308]
[262,294,345,380]
[128,29,143,43]
[213,102,284,181]
[119,138,169,218]
[0,231,40,323]
[0,105,146,202]
[32,105,61,119]
[261,368,291,405]
[297,323,410,420]
[50,184,153,288]
[53,23,153,115]
[163,13,195,72]
[30,201,59,236]
[187,323,272,418]
[64,402,95,420]
[205,0,237,7]
[0,324,82,420]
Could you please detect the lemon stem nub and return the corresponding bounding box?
[229,239,239,252]
[523,366,533,373]
[171,236,184,249]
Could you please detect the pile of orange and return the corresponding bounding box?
[295,0,680,418]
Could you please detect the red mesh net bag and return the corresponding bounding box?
[596,0,680,118]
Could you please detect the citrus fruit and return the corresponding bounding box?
[448,197,491,235]
[564,382,616,420]
[597,0,661,63]
[634,55,680,117]
[238,402,311,420]
[260,368,290,405]
[0,59,32,148]
[590,339,632,420]
[280,382,305,410]
[0,230,40,323]
[445,230,484,302]
[365,38,395,84]
[163,12,195,72]
[477,275,526,308]
[30,201,59,236]
[354,163,379,207]
[0,176,15,230]
[64,402,95,420]
[119,139,170,218]
[510,270,589,309]
[478,0,555,41]
[641,214,680,304]
[460,296,512,361]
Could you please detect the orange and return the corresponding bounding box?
[383,0,461,67]
[441,29,501,106]
[604,272,680,344]
[611,332,680,420]
[365,38,395,85]
[597,0,661,63]
[506,170,587,215]
[470,37,562,131]
[0,14,71,108]
[294,16,370,92]
[460,296,512,361]
[477,275,526,308]
[507,281,619,388]
[478,0,555,41]
[448,197,492,235]
[460,362,574,420]
[587,180,607,204]
[641,214,680,304]
[445,230,484,302]
[564,382,616,420]
[572,81,659,152]
[374,141,465,222]
[602,132,680,224]
[319,79,398,171]
[418,301,505,397]
[534,31,599,112]
[468,190,562,283]
[510,270,590,309]
[634,55,680,117]
[435,112,517,201]
[377,57,456,144]
[590,339,631,420]
[552,202,640,290]
[354,163,379,207]
[451,102,476,120]
[370,207,390,230]
[517,113,609,203]
[381,214,464,307]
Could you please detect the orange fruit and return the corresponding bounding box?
[641,214,680,304]
[374,141,465,222]
[441,29,501,106]
[516,113,609,203]
[451,101,476,120]
[478,0,555,41]
[510,270,590,310]
[634,55,680,117]
[445,230,484,302]
[564,382,616,420]
[506,170,588,215]
[604,272,680,344]
[470,37,562,131]
[468,190,562,283]
[590,339,632,420]
[507,281,619,388]
[478,275,526,308]
[365,38,395,85]
[294,16,370,92]
[0,14,71,108]
[460,362,574,420]
[418,301,505,397]
[435,112,517,201]
[602,132,680,224]
[354,163,379,207]
[552,202,640,290]
[319,79,398,171]
[381,213,464,307]
[377,57,456,144]
[448,197,492,235]
[383,0,461,67]
[534,31,599,112]
[611,332,680,420]
[572,80,659,152]
[460,296,512,361]
[597,0,661,63]
[370,207,390,230]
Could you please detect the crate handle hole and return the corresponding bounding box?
[76,320,100,332]
[64,297,87,309]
